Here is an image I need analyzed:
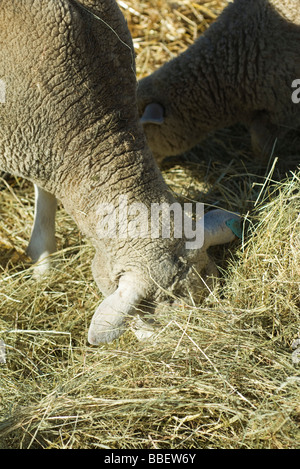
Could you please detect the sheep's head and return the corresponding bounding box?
[137,73,209,165]
[88,209,241,345]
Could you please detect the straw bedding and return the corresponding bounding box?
[0,0,299,449]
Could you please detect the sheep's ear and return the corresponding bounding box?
[203,209,241,249]
[140,103,164,125]
[88,276,144,345]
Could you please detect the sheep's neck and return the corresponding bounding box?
[175,40,248,132]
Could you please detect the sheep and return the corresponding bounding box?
[138,0,300,165]
[0,0,240,345]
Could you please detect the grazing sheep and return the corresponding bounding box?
[138,0,300,165]
[0,0,239,345]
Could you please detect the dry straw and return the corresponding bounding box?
[0,0,299,449]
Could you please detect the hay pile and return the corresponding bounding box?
[0,0,299,449]
[119,0,229,76]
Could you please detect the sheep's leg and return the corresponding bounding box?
[27,184,57,277]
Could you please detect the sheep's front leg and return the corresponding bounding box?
[26,185,57,277]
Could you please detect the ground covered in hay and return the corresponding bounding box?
[0,0,299,449]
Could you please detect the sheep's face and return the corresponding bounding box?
[88,210,240,345]
[89,247,208,345]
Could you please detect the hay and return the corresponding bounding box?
[0,0,299,449]
[120,0,229,76]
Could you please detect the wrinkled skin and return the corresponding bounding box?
[0,0,239,344]
[138,0,300,165]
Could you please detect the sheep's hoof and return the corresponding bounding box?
[31,256,52,279]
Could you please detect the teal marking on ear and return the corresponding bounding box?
[225,218,242,239]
